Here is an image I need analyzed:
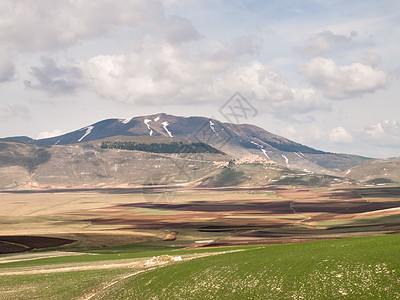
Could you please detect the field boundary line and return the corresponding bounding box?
[0,241,31,249]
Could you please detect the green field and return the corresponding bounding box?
[1,234,400,299]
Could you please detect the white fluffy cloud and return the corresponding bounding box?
[364,120,400,145]
[81,42,322,116]
[37,129,64,140]
[80,40,213,104]
[221,61,322,114]
[300,57,387,99]
[295,31,353,57]
[329,126,353,143]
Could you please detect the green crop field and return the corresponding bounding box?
[1,234,400,299]
[96,234,400,299]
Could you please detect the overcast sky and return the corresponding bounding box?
[1,0,399,158]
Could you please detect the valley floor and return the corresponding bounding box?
[0,185,400,298]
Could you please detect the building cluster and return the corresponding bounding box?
[213,155,274,168]
[235,154,274,165]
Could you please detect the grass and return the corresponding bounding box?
[2,186,400,298]
[95,234,400,300]
[1,235,400,299]
[0,268,134,300]
[214,168,246,187]
[0,245,250,270]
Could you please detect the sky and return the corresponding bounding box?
[1,0,400,158]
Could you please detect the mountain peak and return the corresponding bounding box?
[4,113,368,174]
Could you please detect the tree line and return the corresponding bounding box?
[101,141,220,154]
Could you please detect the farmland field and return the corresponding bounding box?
[0,186,400,298]
[0,235,399,299]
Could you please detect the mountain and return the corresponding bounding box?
[12,113,369,175]
[342,157,400,185]
[3,136,34,143]
[0,136,357,190]
[0,136,228,190]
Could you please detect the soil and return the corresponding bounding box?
[0,236,74,254]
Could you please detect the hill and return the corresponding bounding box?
[98,234,400,299]
[1,234,400,299]
[343,157,400,185]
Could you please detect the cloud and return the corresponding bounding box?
[0,104,30,120]
[221,61,325,115]
[81,40,325,116]
[295,31,353,57]
[0,0,193,52]
[277,125,328,147]
[328,126,353,143]
[80,38,246,104]
[231,36,262,56]
[0,105,12,118]
[37,129,63,140]
[0,0,200,86]
[80,40,209,104]
[160,15,201,44]
[362,51,381,68]
[300,57,387,99]
[26,57,82,95]
[363,120,400,146]
[0,51,15,82]
[279,125,302,142]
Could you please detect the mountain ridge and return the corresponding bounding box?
[4,113,370,175]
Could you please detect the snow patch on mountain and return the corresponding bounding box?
[119,117,132,124]
[144,119,153,136]
[154,116,160,122]
[281,154,289,166]
[294,152,306,159]
[209,120,217,134]
[251,141,262,148]
[162,121,173,137]
[261,149,270,159]
[250,140,270,159]
[78,126,94,142]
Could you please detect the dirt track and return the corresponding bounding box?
[0,250,242,277]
